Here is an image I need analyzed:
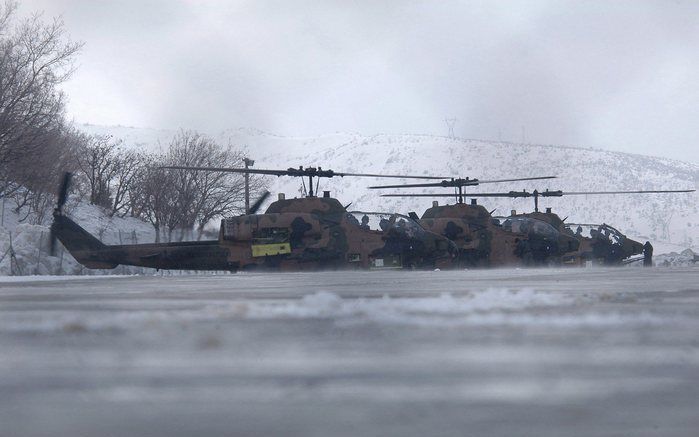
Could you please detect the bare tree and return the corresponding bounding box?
[131,157,179,243]
[74,134,121,209]
[0,1,82,224]
[6,124,78,224]
[193,169,246,239]
[0,2,82,174]
[129,132,263,241]
[191,151,265,238]
[165,131,260,239]
[110,149,147,217]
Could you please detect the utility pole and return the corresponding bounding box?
[445,118,457,140]
[243,157,255,214]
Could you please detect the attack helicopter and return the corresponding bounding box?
[371,176,580,267]
[50,167,461,272]
[473,188,694,265]
[407,187,696,266]
[564,223,647,265]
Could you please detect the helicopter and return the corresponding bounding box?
[421,188,696,266]
[371,176,580,267]
[564,223,646,265]
[50,167,463,272]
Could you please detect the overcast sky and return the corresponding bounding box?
[20,0,699,163]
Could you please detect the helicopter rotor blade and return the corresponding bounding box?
[477,176,557,184]
[566,223,602,227]
[370,181,472,189]
[380,193,506,198]
[159,165,450,180]
[56,172,72,211]
[50,172,73,256]
[369,175,557,189]
[381,191,541,198]
[381,187,695,201]
[161,166,288,176]
[383,188,696,197]
[562,189,695,195]
[248,190,271,214]
[334,171,449,179]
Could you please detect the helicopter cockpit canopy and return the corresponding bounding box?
[495,216,559,240]
[347,211,424,236]
[567,224,625,244]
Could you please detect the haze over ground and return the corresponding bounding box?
[20,0,699,163]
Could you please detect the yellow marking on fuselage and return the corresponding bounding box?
[252,243,291,257]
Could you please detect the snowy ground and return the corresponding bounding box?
[1,267,699,436]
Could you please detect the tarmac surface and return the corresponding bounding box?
[1,267,699,437]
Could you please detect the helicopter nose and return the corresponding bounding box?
[558,234,579,253]
[434,234,458,258]
[569,235,580,252]
[445,239,459,258]
[432,236,459,268]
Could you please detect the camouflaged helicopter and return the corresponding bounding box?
[432,188,696,266]
[371,177,581,267]
[565,223,646,265]
[50,167,460,272]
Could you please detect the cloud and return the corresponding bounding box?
[19,0,699,163]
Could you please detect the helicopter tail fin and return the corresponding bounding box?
[50,214,118,269]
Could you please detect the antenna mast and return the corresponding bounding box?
[445,118,457,139]
[243,157,255,213]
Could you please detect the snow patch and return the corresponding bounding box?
[240,290,659,327]
[0,288,666,334]
[653,249,698,267]
[0,274,129,283]
[246,289,566,321]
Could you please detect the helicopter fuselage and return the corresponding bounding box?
[517,211,644,265]
[53,196,457,272]
[417,203,574,267]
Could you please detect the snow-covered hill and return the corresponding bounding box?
[81,124,699,252]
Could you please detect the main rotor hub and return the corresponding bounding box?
[437,177,480,187]
[284,166,337,179]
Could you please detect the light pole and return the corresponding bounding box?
[243,157,255,214]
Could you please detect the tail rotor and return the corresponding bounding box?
[248,190,270,214]
[50,172,72,256]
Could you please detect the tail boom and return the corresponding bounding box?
[51,214,117,269]
[51,214,236,271]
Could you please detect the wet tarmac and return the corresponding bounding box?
[1,267,698,436]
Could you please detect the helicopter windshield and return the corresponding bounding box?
[347,211,424,235]
[567,224,624,244]
[499,217,559,239]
